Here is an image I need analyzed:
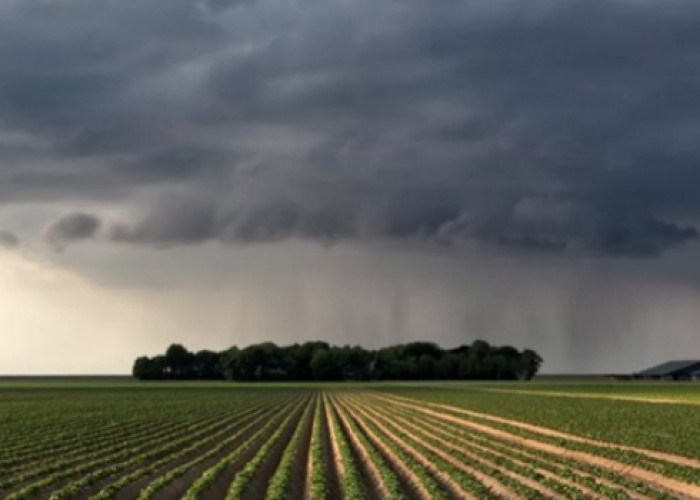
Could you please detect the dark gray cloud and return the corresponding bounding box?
[1,0,699,256]
[46,213,102,249]
[0,230,19,249]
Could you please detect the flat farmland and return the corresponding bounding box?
[2,382,700,499]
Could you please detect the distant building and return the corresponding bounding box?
[635,360,700,380]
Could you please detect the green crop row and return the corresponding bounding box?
[224,396,311,500]
[334,399,449,499]
[8,401,271,500]
[323,394,366,500]
[264,396,316,500]
[331,395,407,499]
[383,393,699,491]
[340,395,487,499]
[307,395,328,500]
[368,393,681,499]
[50,399,285,500]
[364,396,586,499]
[1,406,223,485]
[386,399,634,499]
[141,395,302,500]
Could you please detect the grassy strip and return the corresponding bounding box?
[224,396,310,500]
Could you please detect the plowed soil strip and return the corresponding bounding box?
[376,392,700,471]
[397,406,630,500]
[372,393,700,499]
[479,388,700,405]
[395,403,648,500]
[323,394,360,499]
[317,396,341,500]
[330,397,395,499]
[360,396,570,500]
[340,394,508,499]
[333,396,438,499]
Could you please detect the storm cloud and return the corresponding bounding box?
[0,230,18,249]
[0,0,696,256]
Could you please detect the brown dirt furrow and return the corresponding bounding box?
[284,394,315,500]
[375,392,700,471]
[345,395,520,500]
[80,407,267,499]
[480,388,700,406]
[147,401,299,500]
[371,393,700,499]
[407,406,649,500]
[110,402,289,500]
[318,395,342,500]
[323,393,345,498]
[334,399,442,499]
[361,396,571,500]
[304,397,316,500]
[322,393,346,489]
[200,398,307,500]
[329,395,393,499]
[241,396,312,500]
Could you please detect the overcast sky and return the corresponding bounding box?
[2,0,700,374]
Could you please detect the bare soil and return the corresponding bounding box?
[374,393,700,499]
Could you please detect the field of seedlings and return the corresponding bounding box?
[2,381,700,499]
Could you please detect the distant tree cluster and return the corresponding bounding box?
[132,340,542,382]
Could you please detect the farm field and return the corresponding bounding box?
[1,382,700,499]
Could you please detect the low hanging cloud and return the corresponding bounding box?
[2,0,699,257]
[0,230,19,249]
[46,213,102,250]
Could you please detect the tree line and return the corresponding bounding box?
[132,340,543,381]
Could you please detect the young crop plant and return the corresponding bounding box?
[331,396,406,500]
[51,402,281,500]
[350,398,516,498]
[335,395,451,500]
[307,396,329,500]
[146,397,304,500]
[224,397,311,500]
[368,400,576,499]
[0,401,242,495]
[323,394,366,500]
[264,396,315,500]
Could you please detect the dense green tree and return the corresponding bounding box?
[133,339,543,382]
[164,344,194,379]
